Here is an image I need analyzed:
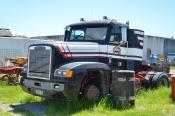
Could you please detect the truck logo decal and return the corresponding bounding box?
[113,47,121,54]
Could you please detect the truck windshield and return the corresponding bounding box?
[66,27,108,41]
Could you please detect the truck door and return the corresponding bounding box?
[108,25,128,70]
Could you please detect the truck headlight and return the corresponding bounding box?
[54,69,73,78]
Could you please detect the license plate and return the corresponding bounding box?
[35,90,43,95]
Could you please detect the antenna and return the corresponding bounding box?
[80,18,85,21]
[103,16,108,20]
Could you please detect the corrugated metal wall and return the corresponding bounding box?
[143,35,165,62]
[0,37,54,65]
[31,35,64,41]
[164,39,175,55]
[143,35,175,63]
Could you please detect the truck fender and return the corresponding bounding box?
[59,61,110,71]
[58,62,111,100]
[58,62,110,80]
[151,72,170,88]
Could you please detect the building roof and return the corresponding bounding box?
[145,35,174,40]
[0,28,13,37]
[31,35,64,41]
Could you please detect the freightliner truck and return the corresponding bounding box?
[20,17,170,101]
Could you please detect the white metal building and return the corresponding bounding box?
[143,35,165,62]
[143,35,175,64]
[0,37,55,65]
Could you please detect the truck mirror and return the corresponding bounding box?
[119,40,127,46]
[65,26,71,31]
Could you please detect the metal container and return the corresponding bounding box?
[111,70,135,108]
[171,76,175,101]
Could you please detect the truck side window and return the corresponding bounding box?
[109,26,122,42]
[70,29,85,40]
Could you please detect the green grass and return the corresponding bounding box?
[0,81,175,116]
[0,81,44,104]
[170,66,175,70]
[0,108,11,116]
[47,87,175,116]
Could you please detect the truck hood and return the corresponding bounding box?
[53,41,100,58]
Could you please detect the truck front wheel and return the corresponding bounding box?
[79,70,108,101]
[83,84,100,101]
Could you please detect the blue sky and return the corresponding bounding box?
[0,0,174,37]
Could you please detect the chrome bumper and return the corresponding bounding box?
[21,79,65,98]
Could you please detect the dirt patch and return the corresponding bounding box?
[12,102,48,116]
[0,102,48,116]
[0,103,13,112]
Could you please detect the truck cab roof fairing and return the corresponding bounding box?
[68,20,129,27]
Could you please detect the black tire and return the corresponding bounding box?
[157,76,170,87]
[151,72,170,88]
[81,78,107,101]
[83,84,100,101]
[1,75,9,81]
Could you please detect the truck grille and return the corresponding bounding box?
[28,45,52,80]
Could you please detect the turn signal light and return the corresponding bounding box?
[66,70,73,78]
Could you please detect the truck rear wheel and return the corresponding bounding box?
[157,76,169,87]
[151,72,170,88]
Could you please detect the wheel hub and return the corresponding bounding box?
[85,85,100,101]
